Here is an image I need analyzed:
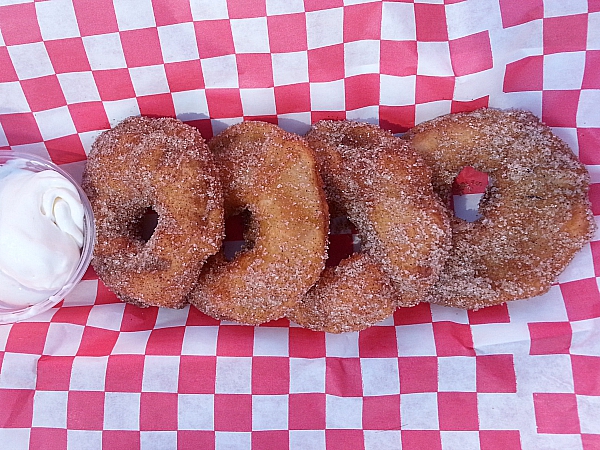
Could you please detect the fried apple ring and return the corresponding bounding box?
[404,108,596,309]
[288,120,451,333]
[187,121,329,325]
[82,116,224,308]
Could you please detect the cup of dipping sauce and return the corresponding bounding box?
[0,151,95,324]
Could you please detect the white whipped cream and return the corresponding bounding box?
[0,162,84,307]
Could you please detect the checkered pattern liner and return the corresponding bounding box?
[1,0,599,449]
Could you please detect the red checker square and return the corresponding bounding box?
[533,393,580,434]
[69,102,110,133]
[326,430,365,450]
[345,74,380,111]
[252,357,289,394]
[476,354,517,393]
[30,428,67,450]
[0,3,41,45]
[105,354,145,392]
[67,391,105,430]
[499,0,543,28]
[449,31,493,77]
[165,60,204,92]
[140,392,178,431]
[380,105,417,135]
[120,304,158,331]
[359,326,398,358]
[186,306,220,326]
[73,0,119,36]
[178,431,215,450]
[145,327,185,356]
[571,355,600,395]
[592,0,600,13]
[95,281,121,305]
[289,393,326,430]
[503,56,543,92]
[326,358,363,397]
[0,389,34,427]
[289,327,326,358]
[236,53,274,88]
[137,94,176,118]
[50,305,92,326]
[541,90,580,128]
[216,325,254,356]
[227,0,266,19]
[76,327,119,356]
[0,47,18,82]
[206,89,244,119]
[479,430,521,450]
[21,76,66,112]
[184,119,214,141]
[244,115,278,124]
[401,430,442,450]
[362,395,401,430]
[380,40,418,77]
[195,21,235,59]
[416,76,455,104]
[398,357,438,394]
[93,69,136,102]
[308,45,345,83]
[415,4,448,42]
[151,0,192,26]
[46,135,87,165]
[529,321,572,355]
[275,84,311,113]
[253,431,288,449]
[583,51,600,89]
[433,322,476,357]
[0,113,42,146]
[467,303,510,324]
[583,434,600,450]
[543,14,588,54]
[304,0,343,12]
[36,356,75,391]
[178,356,216,394]
[326,233,354,267]
[344,3,382,42]
[120,28,164,67]
[214,394,252,432]
[267,14,308,53]
[311,111,346,123]
[45,38,91,74]
[5,322,50,355]
[103,431,141,449]
[560,278,600,322]
[438,392,479,431]
[578,129,600,166]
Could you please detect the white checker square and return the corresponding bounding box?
[0,324,11,351]
[344,40,380,77]
[272,51,309,86]
[416,42,453,76]
[414,100,452,125]
[36,0,80,40]
[506,285,568,323]
[550,127,579,156]
[253,327,289,356]
[172,89,209,121]
[290,430,326,450]
[493,91,543,118]
[157,23,200,63]
[396,323,437,357]
[326,395,363,429]
[86,303,126,331]
[42,322,84,356]
[266,0,305,15]
[141,356,181,392]
[34,106,77,140]
[589,12,600,50]
[310,80,345,111]
[79,130,105,155]
[104,392,141,430]
[520,433,583,450]
[543,52,585,90]
[306,8,343,49]
[477,393,534,430]
[59,160,86,185]
[361,358,400,396]
[103,98,141,127]
[543,0,588,17]
[380,75,416,106]
[0,81,30,113]
[471,323,531,355]
[0,352,38,389]
[578,394,600,433]
[570,318,600,357]
[57,72,101,104]
[490,21,542,62]
[215,432,251,449]
[240,88,277,116]
[514,354,574,393]
[154,307,189,329]
[0,122,7,147]
[252,395,289,430]
[7,42,54,79]
[445,0,502,40]
[325,332,359,357]
[70,356,108,391]
[113,0,156,30]
[201,55,239,89]
[129,65,170,97]
[32,390,68,428]
[441,431,481,450]
[437,357,476,392]
[364,430,401,450]
[381,2,415,41]
[289,358,326,393]
[578,89,600,127]
[190,0,229,20]
[430,304,469,324]
[178,394,214,430]
[558,243,595,282]
[400,393,439,429]
[454,68,502,103]
[215,356,252,394]
[211,117,243,136]
[82,33,127,70]
[231,17,270,53]
[140,431,177,450]
[277,112,311,135]
[67,430,102,450]
[0,429,29,450]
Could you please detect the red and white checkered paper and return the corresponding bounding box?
[1,0,600,449]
